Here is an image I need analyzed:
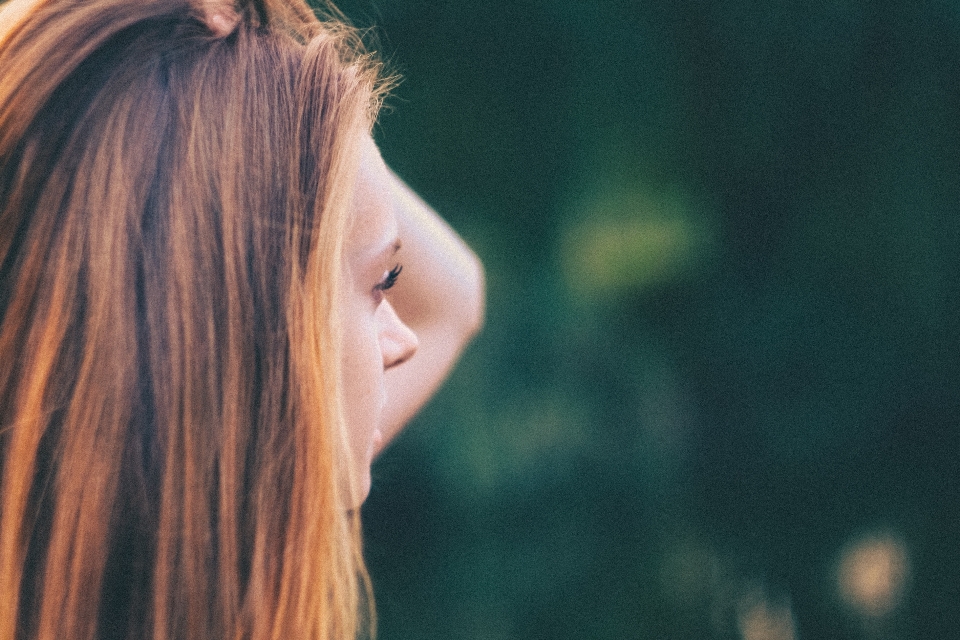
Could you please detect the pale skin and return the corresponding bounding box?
[341,136,484,498]
[381,162,484,440]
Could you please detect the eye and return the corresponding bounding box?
[373,264,402,302]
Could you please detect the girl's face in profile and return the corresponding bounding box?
[339,136,418,501]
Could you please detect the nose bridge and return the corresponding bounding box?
[380,302,418,368]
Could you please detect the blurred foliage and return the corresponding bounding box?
[324,0,959,638]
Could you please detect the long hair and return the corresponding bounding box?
[0,1,384,638]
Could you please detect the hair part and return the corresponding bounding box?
[0,1,383,638]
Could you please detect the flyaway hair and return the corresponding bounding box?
[0,1,384,638]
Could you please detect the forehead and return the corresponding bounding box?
[347,137,398,260]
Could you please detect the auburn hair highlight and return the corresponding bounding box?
[0,1,383,638]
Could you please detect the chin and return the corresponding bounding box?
[344,468,372,511]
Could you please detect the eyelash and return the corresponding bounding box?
[374,264,402,298]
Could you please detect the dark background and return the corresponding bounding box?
[328,1,959,638]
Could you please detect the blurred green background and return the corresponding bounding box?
[331,1,960,638]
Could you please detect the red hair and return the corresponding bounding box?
[0,1,383,637]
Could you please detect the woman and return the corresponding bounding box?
[0,0,483,638]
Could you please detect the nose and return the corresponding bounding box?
[379,300,418,369]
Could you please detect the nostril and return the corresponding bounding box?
[386,329,417,369]
[380,301,418,369]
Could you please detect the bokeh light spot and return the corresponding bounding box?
[562,185,713,301]
[736,589,797,640]
[835,531,910,619]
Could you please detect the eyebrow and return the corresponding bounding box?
[374,237,402,262]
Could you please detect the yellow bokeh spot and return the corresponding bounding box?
[836,532,910,619]
[737,589,797,640]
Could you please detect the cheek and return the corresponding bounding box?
[340,297,386,434]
